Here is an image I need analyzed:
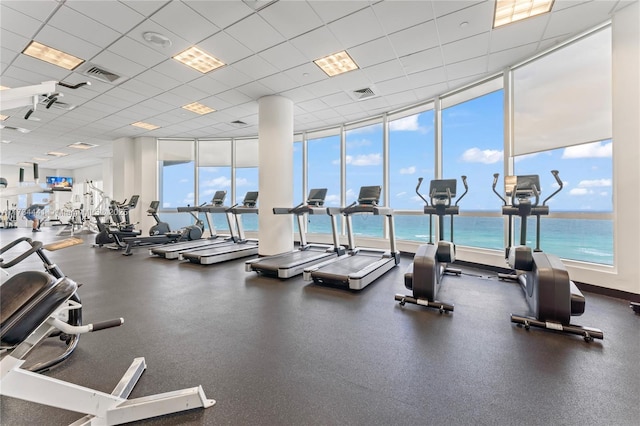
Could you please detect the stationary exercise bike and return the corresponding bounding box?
[492,171,603,341]
[0,236,215,424]
[395,176,468,313]
[148,201,171,235]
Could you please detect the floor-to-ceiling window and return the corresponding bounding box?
[345,119,384,238]
[441,80,504,250]
[198,139,232,235]
[234,138,259,232]
[307,128,341,235]
[512,26,613,265]
[158,139,196,230]
[388,105,435,242]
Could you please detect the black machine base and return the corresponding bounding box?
[510,314,603,342]
[394,293,454,313]
[631,302,640,314]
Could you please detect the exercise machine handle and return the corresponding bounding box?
[0,238,43,269]
[543,170,563,206]
[455,175,469,206]
[58,81,91,90]
[90,318,124,332]
[415,177,429,206]
[492,173,507,205]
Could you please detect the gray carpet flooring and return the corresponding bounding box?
[1,227,638,425]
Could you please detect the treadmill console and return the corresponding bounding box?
[358,186,381,206]
[307,188,327,207]
[505,175,540,201]
[211,190,227,206]
[243,191,259,207]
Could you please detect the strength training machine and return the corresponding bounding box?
[0,236,214,424]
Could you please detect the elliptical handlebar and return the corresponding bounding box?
[455,175,469,207]
[492,173,507,205]
[415,177,429,206]
[543,170,563,206]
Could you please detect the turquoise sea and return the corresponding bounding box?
[161,212,614,266]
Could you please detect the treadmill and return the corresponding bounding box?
[149,191,232,259]
[303,186,400,290]
[180,191,259,265]
[245,188,345,278]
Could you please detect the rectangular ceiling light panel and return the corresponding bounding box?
[131,121,160,130]
[182,102,216,115]
[314,51,359,77]
[494,0,554,28]
[173,47,225,73]
[22,41,84,70]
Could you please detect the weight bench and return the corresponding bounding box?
[0,268,215,425]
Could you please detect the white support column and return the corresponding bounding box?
[258,95,293,256]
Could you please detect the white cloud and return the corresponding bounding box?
[325,194,340,206]
[399,166,416,174]
[562,141,612,159]
[236,177,250,187]
[578,178,611,188]
[346,138,371,148]
[396,191,407,198]
[389,115,423,132]
[201,176,232,188]
[345,153,382,166]
[179,178,189,183]
[569,188,592,196]
[461,147,503,164]
[599,191,609,196]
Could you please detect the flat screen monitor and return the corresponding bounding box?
[358,186,381,205]
[46,176,73,189]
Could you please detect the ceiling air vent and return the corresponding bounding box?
[352,87,377,100]
[230,120,248,127]
[78,63,124,84]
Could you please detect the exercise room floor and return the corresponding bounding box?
[1,227,639,425]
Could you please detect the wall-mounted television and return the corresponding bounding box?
[46,176,73,190]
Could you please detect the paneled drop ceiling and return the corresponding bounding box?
[0,0,634,169]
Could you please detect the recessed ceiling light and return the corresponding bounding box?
[32,157,49,162]
[22,41,84,70]
[0,114,8,121]
[68,141,99,149]
[493,0,554,28]
[314,51,359,77]
[173,46,225,74]
[182,102,216,115]
[46,151,69,157]
[1,140,11,144]
[0,86,9,90]
[17,162,35,166]
[142,31,172,48]
[131,121,160,130]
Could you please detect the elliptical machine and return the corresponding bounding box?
[492,170,603,341]
[395,176,468,313]
[148,201,171,236]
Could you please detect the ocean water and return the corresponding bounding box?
[162,212,614,266]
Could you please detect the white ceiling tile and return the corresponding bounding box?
[400,47,443,74]
[432,0,485,18]
[283,62,327,85]
[371,1,435,34]
[236,81,272,99]
[198,31,254,65]
[48,6,122,49]
[110,37,167,68]
[2,0,59,21]
[388,21,439,57]
[259,42,308,72]
[0,30,28,54]
[9,56,71,82]
[544,1,616,39]
[445,56,488,80]
[65,1,145,34]
[153,59,201,84]
[233,55,279,80]
[363,59,405,84]
[488,43,537,72]
[128,19,192,56]
[120,0,170,17]
[225,14,284,53]
[307,1,368,24]
[150,1,220,44]
[187,75,230,98]
[384,89,419,109]
[117,78,166,98]
[0,6,41,40]
[435,2,493,45]
[297,98,330,113]
[216,89,253,105]
[489,15,548,53]
[348,37,397,68]
[321,91,354,107]
[90,50,147,79]
[290,26,344,61]
[373,76,414,96]
[208,65,253,89]
[328,7,386,49]
[258,73,300,94]
[259,1,323,39]
[152,90,192,108]
[133,68,182,91]
[279,86,316,103]
[407,67,447,88]
[183,0,254,30]
[35,25,103,61]
[441,32,490,65]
